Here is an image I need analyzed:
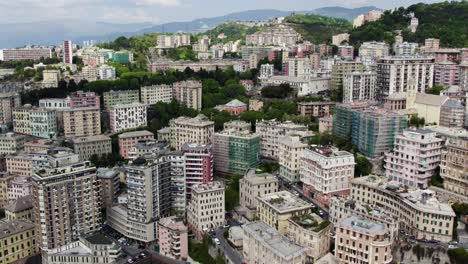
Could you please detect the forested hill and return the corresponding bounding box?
[349,1,468,47]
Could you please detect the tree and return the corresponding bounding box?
[448,248,468,264]
[355,156,372,177]
[261,84,293,98]
[427,84,445,95]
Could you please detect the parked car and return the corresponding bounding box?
[214,238,221,245]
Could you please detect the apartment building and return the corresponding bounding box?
[351,176,455,242]
[332,33,350,46]
[243,221,308,264]
[140,84,173,105]
[239,169,278,218]
[343,71,377,103]
[13,106,57,139]
[71,135,112,161]
[157,33,191,48]
[0,133,26,155]
[331,61,364,96]
[96,168,121,208]
[187,181,225,240]
[4,194,33,221]
[319,116,333,133]
[0,219,36,264]
[127,139,169,161]
[338,45,354,60]
[384,129,443,188]
[82,66,98,81]
[62,107,101,137]
[108,103,147,133]
[0,48,51,61]
[32,160,102,250]
[7,176,32,201]
[0,172,15,207]
[42,70,60,88]
[297,101,335,118]
[460,62,468,90]
[376,56,434,99]
[167,115,214,150]
[257,191,313,234]
[278,135,307,183]
[335,215,394,264]
[182,143,213,196]
[359,41,390,58]
[246,24,301,46]
[394,42,419,56]
[39,98,70,109]
[172,81,202,111]
[224,120,251,133]
[69,91,100,108]
[440,137,468,197]
[300,146,355,206]
[256,120,311,160]
[158,216,189,261]
[118,130,154,159]
[0,92,21,125]
[424,38,440,52]
[434,62,460,86]
[5,154,33,177]
[286,213,332,263]
[98,64,116,80]
[213,129,260,175]
[103,90,140,109]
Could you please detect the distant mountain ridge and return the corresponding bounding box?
[0,6,379,48]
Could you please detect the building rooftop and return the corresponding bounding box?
[258,191,311,214]
[158,216,188,232]
[289,213,330,232]
[84,232,114,245]
[338,215,386,235]
[442,99,464,108]
[0,219,35,239]
[306,146,353,158]
[415,93,449,106]
[192,181,224,193]
[0,132,27,140]
[171,114,214,126]
[5,194,33,213]
[243,169,278,185]
[118,130,154,139]
[225,99,247,107]
[71,135,111,143]
[298,101,336,106]
[96,168,119,179]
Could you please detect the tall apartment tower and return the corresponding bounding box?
[343,71,377,103]
[172,81,202,111]
[32,159,102,250]
[440,137,468,197]
[182,143,213,197]
[63,40,73,64]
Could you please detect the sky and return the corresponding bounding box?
[0,0,447,24]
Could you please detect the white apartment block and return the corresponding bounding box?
[42,70,60,88]
[98,64,116,80]
[384,129,443,188]
[242,221,308,264]
[140,84,173,105]
[394,42,419,56]
[0,133,26,155]
[239,169,278,217]
[7,176,32,201]
[13,106,57,139]
[62,107,101,137]
[284,57,312,80]
[172,81,202,111]
[103,90,140,109]
[359,42,390,58]
[343,71,377,103]
[108,103,147,133]
[256,120,310,160]
[39,98,70,109]
[167,115,214,151]
[335,215,394,264]
[300,146,355,206]
[71,135,112,161]
[278,134,307,183]
[187,181,225,240]
[157,33,191,48]
[82,66,98,81]
[260,64,274,79]
[246,24,302,46]
[351,176,455,242]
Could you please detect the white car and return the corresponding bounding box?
[448,245,457,249]
[214,238,221,245]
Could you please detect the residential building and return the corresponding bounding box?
[394,42,419,56]
[5,154,33,177]
[108,103,147,133]
[434,49,461,64]
[182,143,213,196]
[69,91,100,108]
[98,64,116,80]
[243,221,308,264]
[335,215,394,264]
[383,92,407,110]
[187,181,225,240]
[0,172,15,207]
[71,135,112,161]
[300,146,355,206]
[332,33,350,46]
[23,138,58,153]
[32,160,102,250]
[278,135,307,183]
[338,45,354,60]
[440,137,468,197]
[157,33,191,48]
[118,130,154,159]
[215,99,247,116]
[13,106,57,139]
[241,46,273,60]
[42,70,60,88]
[406,86,449,125]
[424,38,440,52]
[97,168,121,208]
[434,62,460,86]
[158,216,189,261]
[0,133,26,155]
[246,24,301,46]
[172,81,202,111]
[4,194,33,221]
[257,191,313,234]
[319,116,333,133]
[343,71,377,103]
[384,129,443,188]
[39,98,70,109]
[140,85,173,105]
[63,40,73,64]
[167,115,214,150]
[82,66,98,81]
[0,219,36,264]
[439,99,465,128]
[249,99,264,111]
[353,10,383,28]
[42,233,121,264]
[351,175,455,242]
[239,169,278,218]
[297,101,335,118]
[459,62,468,90]
[259,64,274,79]
[213,129,260,175]
[62,107,101,137]
[127,139,169,161]
[7,176,32,200]
[0,48,51,61]
[331,61,364,96]
[376,56,434,99]
[286,213,332,263]
[359,42,390,58]
[103,90,140,109]
[332,101,379,141]
[113,50,133,63]
[0,92,21,125]
[224,120,251,133]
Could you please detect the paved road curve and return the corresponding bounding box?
[214,228,243,264]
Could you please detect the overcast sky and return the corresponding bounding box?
[0,0,447,24]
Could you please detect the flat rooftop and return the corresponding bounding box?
[243,169,278,185]
[339,215,386,235]
[0,219,35,239]
[118,130,154,139]
[258,191,312,213]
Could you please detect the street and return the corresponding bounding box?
[213,227,243,264]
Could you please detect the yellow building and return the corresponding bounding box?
[256,191,313,234]
[0,172,14,207]
[406,81,449,125]
[0,219,36,264]
[5,194,34,221]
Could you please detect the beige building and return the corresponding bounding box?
[319,116,333,133]
[406,87,449,125]
[71,135,112,161]
[168,115,214,151]
[257,191,313,235]
[103,90,140,109]
[297,102,335,118]
[249,99,264,111]
[0,92,21,126]
[173,81,202,111]
[0,172,15,207]
[0,133,26,155]
[4,194,33,221]
[62,107,101,137]
[117,130,154,159]
[278,134,308,183]
[96,168,121,208]
[335,215,394,264]
[351,175,455,242]
[140,84,173,105]
[187,181,225,240]
[440,137,468,197]
[42,69,60,88]
[6,153,33,176]
[243,221,308,264]
[239,169,279,218]
[82,66,98,81]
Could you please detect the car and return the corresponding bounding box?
[140,252,146,257]
[448,241,458,245]
[214,238,221,245]
[223,224,230,228]
[310,204,316,208]
[127,259,134,264]
[448,245,457,249]
[319,210,324,216]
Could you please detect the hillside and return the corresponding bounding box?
[349,1,468,47]
[284,14,352,44]
[204,22,260,43]
[305,6,380,21]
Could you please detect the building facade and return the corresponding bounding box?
[118,130,154,159]
[172,81,202,111]
[140,85,173,105]
[108,103,147,133]
[103,90,139,109]
[158,216,189,261]
[71,135,112,161]
[182,143,213,196]
[168,115,214,151]
[343,71,377,103]
[62,107,101,137]
[278,135,307,183]
[440,137,468,197]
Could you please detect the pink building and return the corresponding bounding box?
[69,91,100,109]
[118,130,154,159]
[434,62,460,86]
[434,49,461,63]
[63,40,73,64]
[158,216,188,261]
[215,99,247,116]
[268,50,282,62]
[338,45,354,59]
[310,53,321,70]
[0,48,51,61]
[240,80,254,91]
[182,143,213,197]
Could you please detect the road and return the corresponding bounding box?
[214,227,243,264]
